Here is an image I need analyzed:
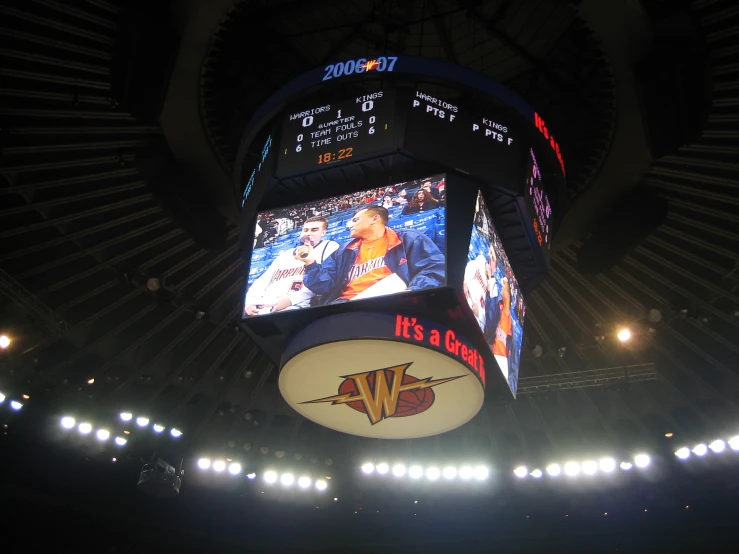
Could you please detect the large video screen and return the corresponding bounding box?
[524,147,552,264]
[464,191,525,396]
[244,175,447,317]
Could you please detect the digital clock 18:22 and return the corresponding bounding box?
[317,147,354,165]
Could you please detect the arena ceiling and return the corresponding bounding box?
[0,0,737,478]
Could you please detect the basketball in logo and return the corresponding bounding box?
[337,369,435,418]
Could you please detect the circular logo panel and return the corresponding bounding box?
[279,339,485,439]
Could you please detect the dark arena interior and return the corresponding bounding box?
[1,0,738,552]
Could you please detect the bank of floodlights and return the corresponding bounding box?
[361,462,490,482]
[674,434,739,462]
[518,455,648,480]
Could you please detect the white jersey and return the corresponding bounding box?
[464,255,491,329]
[245,240,339,312]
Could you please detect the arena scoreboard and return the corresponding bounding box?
[234,56,566,438]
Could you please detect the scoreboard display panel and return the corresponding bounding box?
[523,147,552,264]
[276,90,397,177]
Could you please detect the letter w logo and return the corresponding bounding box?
[302,363,463,425]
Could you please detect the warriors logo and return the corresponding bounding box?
[302,362,465,425]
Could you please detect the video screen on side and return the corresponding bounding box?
[464,191,525,396]
[244,174,447,317]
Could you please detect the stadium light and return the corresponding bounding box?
[264,471,278,484]
[61,416,75,429]
[709,440,726,454]
[426,467,441,481]
[599,458,616,473]
[409,465,423,479]
[692,444,708,457]
[376,463,389,475]
[514,466,528,479]
[212,460,226,472]
[281,473,295,486]
[620,461,633,471]
[617,328,632,342]
[0,392,4,403]
[136,417,149,427]
[170,428,182,438]
[564,462,580,477]
[392,464,406,478]
[119,412,132,422]
[530,469,543,479]
[10,400,22,411]
[546,464,561,477]
[675,447,690,460]
[459,466,473,480]
[634,454,651,468]
[0,335,10,349]
[361,462,375,475]
[114,436,127,446]
[228,463,241,475]
[298,476,311,489]
[442,466,457,480]
[582,461,598,475]
[315,479,328,491]
[78,422,92,435]
[152,424,164,433]
[198,458,211,470]
[474,466,489,481]
[246,473,256,480]
[96,429,110,441]
[729,436,739,451]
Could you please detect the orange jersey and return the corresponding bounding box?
[493,308,512,357]
[340,232,393,300]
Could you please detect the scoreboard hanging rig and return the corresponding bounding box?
[235,56,566,440]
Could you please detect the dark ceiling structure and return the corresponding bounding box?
[0,1,738,545]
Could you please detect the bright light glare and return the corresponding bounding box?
[10,401,22,411]
[264,471,278,484]
[198,458,211,470]
[361,462,375,475]
[246,473,256,480]
[212,460,226,472]
[228,463,241,475]
[599,458,616,473]
[546,464,561,477]
[170,428,182,438]
[459,466,473,480]
[617,328,632,342]
[315,479,328,491]
[376,463,389,475]
[692,444,708,457]
[442,466,457,480]
[709,440,726,454]
[153,424,164,433]
[78,422,92,434]
[474,466,489,480]
[119,412,132,421]
[298,476,311,489]
[634,454,651,468]
[0,393,4,403]
[392,464,406,477]
[0,335,10,348]
[530,469,543,479]
[564,462,580,476]
[87,378,95,385]
[514,466,528,479]
[582,461,598,475]
[136,417,149,427]
[61,416,75,429]
[409,465,423,479]
[281,473,295,486]
[620,461,633,471]
[729,436,739,451]
[426,467,441,481]
[96,429,110,441]
[675,447,690,460]
[114,436,127,446]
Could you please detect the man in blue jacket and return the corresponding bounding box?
[293,206,445,304]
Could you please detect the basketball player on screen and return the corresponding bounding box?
[244,217,339,316]
[492,277,514,379]
[294,206,445,304]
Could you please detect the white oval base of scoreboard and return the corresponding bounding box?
[279,339,484,439]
